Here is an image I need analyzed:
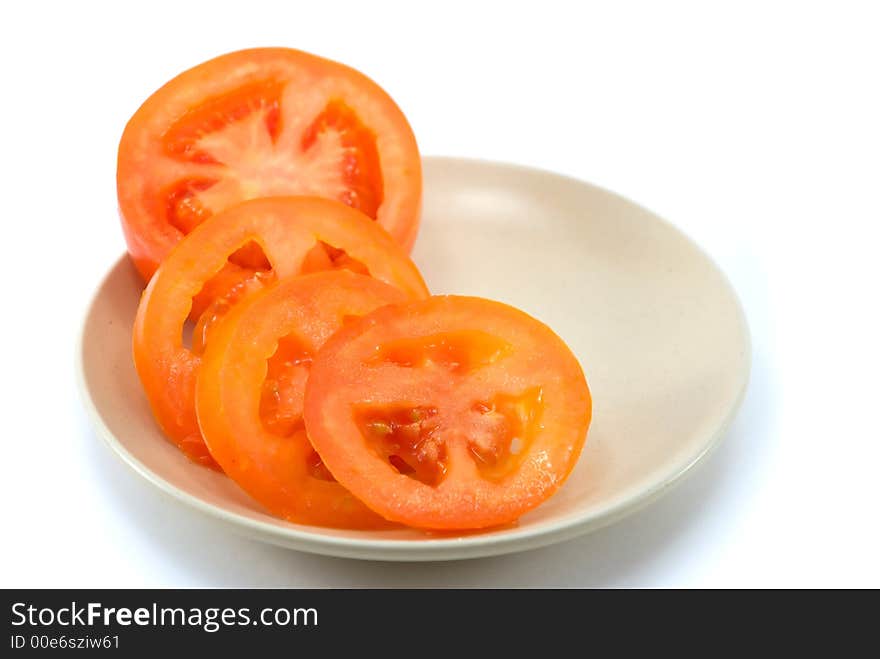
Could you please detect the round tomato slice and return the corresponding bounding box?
[196,271,406,529]
[303,296,592,530]
[133,196,428,469]
[118,47,421,285]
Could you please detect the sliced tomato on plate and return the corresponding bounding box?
[303,296,592,530]
[133,196,428,469]
[117,47,422,290]
[196,271,406,528]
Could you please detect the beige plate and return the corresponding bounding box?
[78,157,750,561]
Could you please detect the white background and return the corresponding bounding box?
[2,1,878,587]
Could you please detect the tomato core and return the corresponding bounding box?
[161,83,384,249]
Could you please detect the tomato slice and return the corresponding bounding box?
[303,296,592,530]
[196,271,406,528]
[133,196,428,469]
[118,47,422,286]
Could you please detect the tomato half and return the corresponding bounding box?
[133,196,428,469]
[196,271,406,528]
[118,47,422,286]
[303,296,592,530]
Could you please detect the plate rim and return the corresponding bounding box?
[76,155,752,561]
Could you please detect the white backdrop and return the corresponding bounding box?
[2,1,877,587]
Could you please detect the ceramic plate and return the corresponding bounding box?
[78,157,750,561]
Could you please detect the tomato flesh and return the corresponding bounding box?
[133,196,428,469]
[162,88,383,240]
[118,48,421,286]
[303,296,592,530]
[195,271,407,528]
